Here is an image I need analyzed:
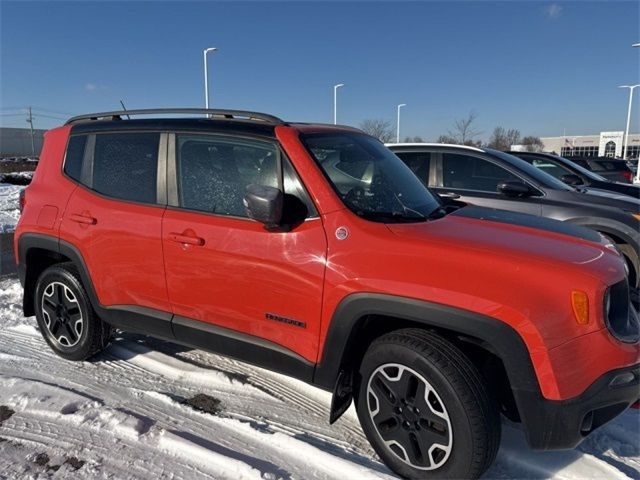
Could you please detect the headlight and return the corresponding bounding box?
[604,279,640,343]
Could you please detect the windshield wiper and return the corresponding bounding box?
[358,211,427,223]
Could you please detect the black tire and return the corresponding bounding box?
[355,329,500,480]
[617,243,639,290]
[34,263,111,361]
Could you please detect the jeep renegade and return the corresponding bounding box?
[15,109,640,480]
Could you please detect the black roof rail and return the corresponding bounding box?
[65,108,285,126]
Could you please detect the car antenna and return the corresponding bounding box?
[119,100,130,119]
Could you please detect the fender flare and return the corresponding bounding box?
[313,293,544,426]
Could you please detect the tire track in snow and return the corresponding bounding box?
[0,376,265,480]
[0,326,387,479]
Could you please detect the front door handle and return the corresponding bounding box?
[69,213,97,225]
[169,232,205,246]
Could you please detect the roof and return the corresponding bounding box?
[64,108,364,136]
[385,142,485,152]
[66,108,284,126]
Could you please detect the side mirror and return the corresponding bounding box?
[438,191,461,201]
[561,174,584,186]
[244,184,283,229]
[497,180,531,197]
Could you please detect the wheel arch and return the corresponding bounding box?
[314,293,543,426]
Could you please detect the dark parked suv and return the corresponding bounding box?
[569,156,635,183]
[508,151,640,198]
[388,143,640,293]
[15,110,640,480]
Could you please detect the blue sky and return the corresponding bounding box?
[1,1,639,140]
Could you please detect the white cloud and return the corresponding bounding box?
[85,83,107,92]
[545,3,563,19]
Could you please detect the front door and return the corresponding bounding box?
[433,151,542,216]
[162,132,327,362]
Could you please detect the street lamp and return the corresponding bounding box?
[333,84,344,125]
[203,47,218,109]
[619,84,639,161]
[396,104,406,143]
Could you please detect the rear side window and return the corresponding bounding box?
[394,151,431,186]
[64,135,87,182]
[92,133,159,204]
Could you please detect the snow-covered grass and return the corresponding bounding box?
[0,183,24,233]
[0,276,638,479]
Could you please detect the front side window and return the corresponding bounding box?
[441,153,520,192]
[176,134,315,218]
[302,134,440,222]
[92,133,159,203]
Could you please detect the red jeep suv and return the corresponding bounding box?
[14,109,640,479]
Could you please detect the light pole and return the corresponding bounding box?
[396,104,406,143]
[333,84,344,125]
[619,84,639,161]
[203,47,218,109]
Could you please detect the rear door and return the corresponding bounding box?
[432,151,542,215]
[60,131,171,330]
[161,132,327,362]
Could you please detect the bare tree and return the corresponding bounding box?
[505,129,521,149]
[521,136,544,152]
[448,111,482,145]
[360,119,395,143]
[404,136,424,143]
[436,134,458,144]
[488,127,521,150]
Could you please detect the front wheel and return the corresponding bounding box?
[355,329,500,479]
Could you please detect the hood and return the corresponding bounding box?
[562,187,640,213]
[387,206,619,275]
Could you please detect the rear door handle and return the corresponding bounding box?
[169,232,205,246]
[69,213,97,225]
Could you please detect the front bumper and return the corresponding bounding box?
[516,363,640,450]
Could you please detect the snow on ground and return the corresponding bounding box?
[0,276,638,479]
[0,183,24,233]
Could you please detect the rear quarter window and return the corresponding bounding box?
[64,135,87,182]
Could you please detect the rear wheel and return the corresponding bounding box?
[34,263,111,361]
[355,329,500,479]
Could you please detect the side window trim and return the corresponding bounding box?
[430,151,442,188]
[167,132,178,206]
[80,134,95,188]
[157,133,168,205]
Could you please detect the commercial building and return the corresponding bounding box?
[538,131,640,159]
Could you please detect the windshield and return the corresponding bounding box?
[487,149,574,191]
[301,133,441,222]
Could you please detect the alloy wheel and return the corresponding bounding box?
[41,281,83,348]
[367,363,452,470]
